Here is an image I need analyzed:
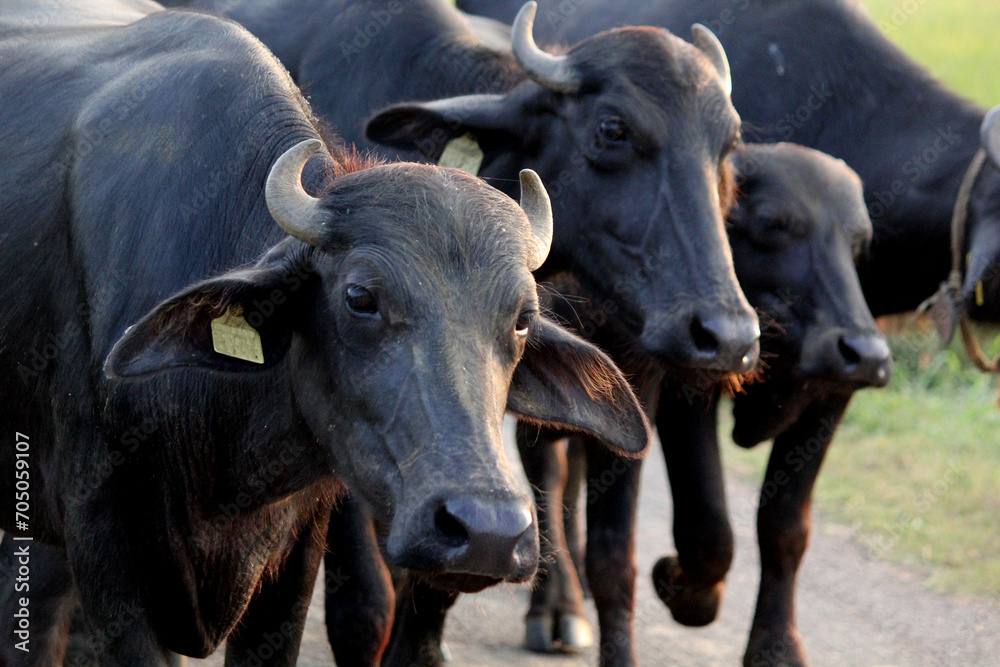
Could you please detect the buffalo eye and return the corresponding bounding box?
[515,311,533,338]
[765,216,795,234]
[345,284,379,316]
[597,117,628,145]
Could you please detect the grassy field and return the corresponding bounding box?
[726,1,1000,598]
[859,0,1000,107]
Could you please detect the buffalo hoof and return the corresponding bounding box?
[525,612,593,653]
[652,555,724,627]
[524,615,556,653]
[743,628,809,667]
[556,613,594,651]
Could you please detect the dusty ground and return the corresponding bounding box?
[194,432,1000,666]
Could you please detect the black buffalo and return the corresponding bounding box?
[492,144,891,666]
[316,144,893,667]
[624,144,891,666]
[151,2,768,663]
[459,0,1000,323]
[0,1,649,664]
[166,0,761,376]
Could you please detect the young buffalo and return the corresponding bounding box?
[518,143,891,665]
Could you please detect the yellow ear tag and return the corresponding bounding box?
[438,133,484,176]
[976,280,985,307]
[211,306,265,364]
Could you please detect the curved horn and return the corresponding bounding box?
[691,24,732,97]
[512,2,580,94]
[519,169,553,271]
[265,139,327,246]
[982,104,1000,169]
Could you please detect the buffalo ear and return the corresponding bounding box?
[105,245,313,380]
[365,94,520,161]
[507,316,651,458]
[981,104,1000,169]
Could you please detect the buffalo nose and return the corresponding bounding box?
[433,497,534,576]
[837,333,892,387]
[690,314,761,374]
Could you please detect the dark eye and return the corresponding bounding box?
[515,311,533,338]
[597,117,628,145]
[765,216,794,234]
[345,284,378,316]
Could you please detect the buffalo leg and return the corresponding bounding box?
[324,493,394,667]
[65,483,176,666]
[563,437,589,599]
[743,394,852,667]
[381,576,457,667]
[653,387,734,627]
[517,426,590,652]
[224,504,330,667]
[584,439,642,667]
[0,532,77,666]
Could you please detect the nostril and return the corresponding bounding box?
[838,336,861,368]
[434,505,469,549]
[690,317,720,356]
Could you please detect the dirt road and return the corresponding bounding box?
[195,432,1000,666]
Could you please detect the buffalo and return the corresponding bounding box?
[518,143,892,665]
[0,1,650,664]
[314,144,893,667]
[458,0,1000,325]
[151,2,768,663]
[165,0,761,378]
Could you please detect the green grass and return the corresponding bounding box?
[858,0,1000,107]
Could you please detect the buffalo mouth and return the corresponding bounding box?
[412,571,510,594]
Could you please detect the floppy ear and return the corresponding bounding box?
[366,93,523,162]
[105,243,314,380]
[507,316,651,458]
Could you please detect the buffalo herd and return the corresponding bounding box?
[0,0,995,666]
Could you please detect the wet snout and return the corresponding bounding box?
[641,305,761,378]
[387,490,538,589]
[801,328,892,387]
[434,496,535,574]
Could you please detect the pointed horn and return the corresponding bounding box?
[519,169,552,271]
[265,139,327,246]
[982,104,1000,169]
[512,2,580,94]
[691,24,732,97]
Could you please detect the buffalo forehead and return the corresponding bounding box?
[322,164,533,257]
[744,144,870,238]
[569,27,738,152]
[319,166,534,313]
[572,27,729,104]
